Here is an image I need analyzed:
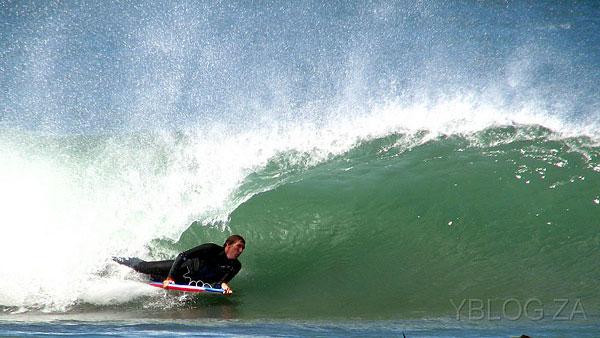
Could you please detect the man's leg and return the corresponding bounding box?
[113,257,174,280]
[134,259,174,277]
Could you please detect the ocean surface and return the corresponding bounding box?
[1,1,599,337]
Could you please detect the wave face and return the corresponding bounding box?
[219,127,600,318]
[1,1,599,319]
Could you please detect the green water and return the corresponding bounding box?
[175,126,600,319]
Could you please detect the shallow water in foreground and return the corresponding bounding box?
[1,310,598,338]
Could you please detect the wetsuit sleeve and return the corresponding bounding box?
[166,243,218,280]
[166,253,185,280]
[221,260,242,284]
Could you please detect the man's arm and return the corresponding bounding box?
[219,261,241,295]
[162,252,185,287]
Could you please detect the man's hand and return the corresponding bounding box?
[221,282,233,295]
[162,277,174,288]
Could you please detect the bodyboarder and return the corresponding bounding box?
[113,234,245,295]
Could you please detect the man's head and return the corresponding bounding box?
[224,234,245,260]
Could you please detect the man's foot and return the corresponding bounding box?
[112,256,144,269]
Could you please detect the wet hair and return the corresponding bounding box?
[224,234,245,247]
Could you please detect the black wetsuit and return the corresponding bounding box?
[115,243,241,286]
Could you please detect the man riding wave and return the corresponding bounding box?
[114,235,245,295]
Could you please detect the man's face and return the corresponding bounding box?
[225,240,245,260]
